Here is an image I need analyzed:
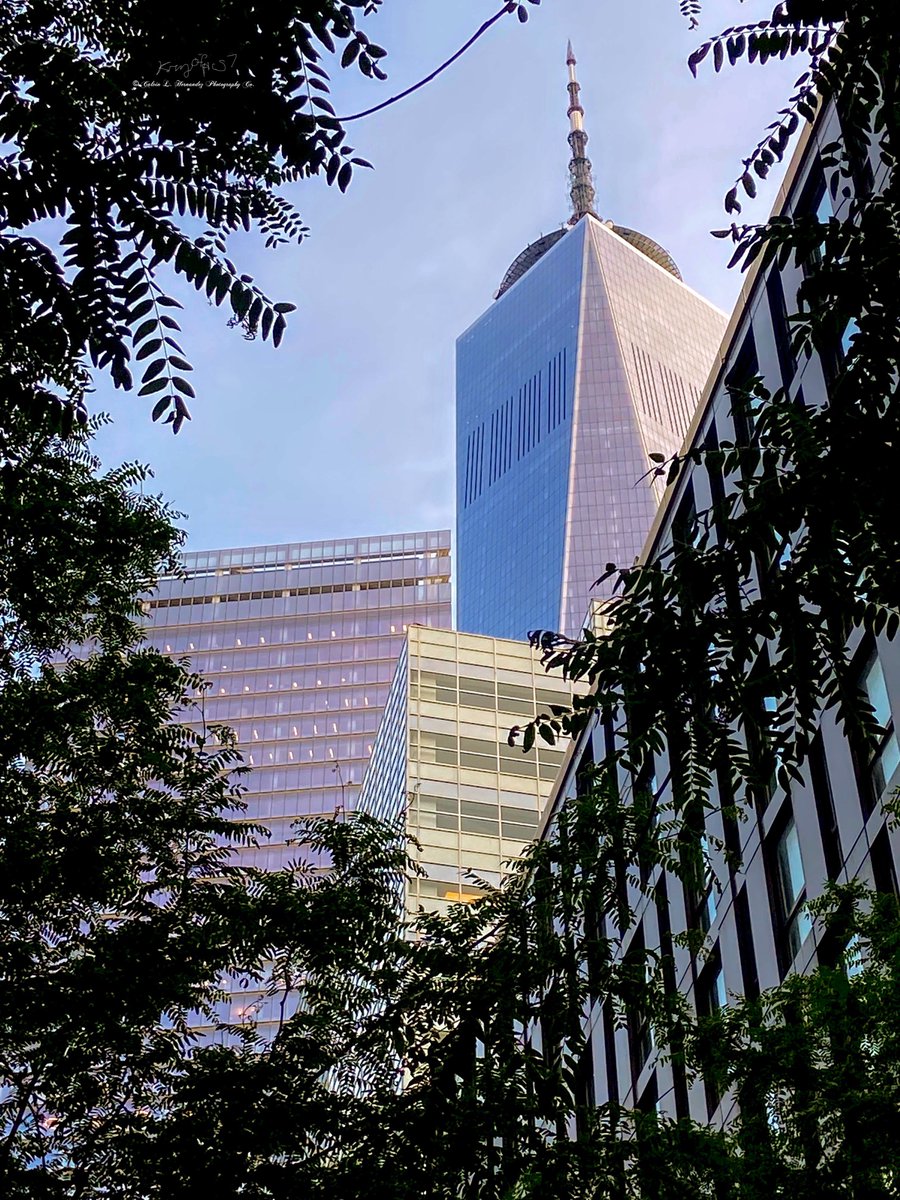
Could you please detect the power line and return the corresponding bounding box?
[338,3,519,123]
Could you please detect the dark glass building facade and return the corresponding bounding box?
[536,101,899,1125]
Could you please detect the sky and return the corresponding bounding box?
[93,0,801,553]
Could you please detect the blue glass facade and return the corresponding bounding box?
[456,222,584,640]
[456,214,727,641]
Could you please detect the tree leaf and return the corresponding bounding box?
[172,377,196,398]
[138,378,168,396]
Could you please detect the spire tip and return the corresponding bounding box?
[566,39,576,65]
[565,43,597,221]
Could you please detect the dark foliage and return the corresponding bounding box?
[0,0,389,432]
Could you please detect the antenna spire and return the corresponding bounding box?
[566,42,597,222]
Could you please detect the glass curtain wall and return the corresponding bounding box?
[143,531,452,873]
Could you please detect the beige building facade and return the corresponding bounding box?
[359,626,574,914]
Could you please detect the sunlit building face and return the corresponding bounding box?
[143,531,452,886]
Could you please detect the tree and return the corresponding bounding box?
[0,407,418,1193]
[0,0,386,433]
[0,0,539,434]
[1,3,547,1193]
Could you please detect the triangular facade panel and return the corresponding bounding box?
[559,223,660,637]
[589,218,727,503]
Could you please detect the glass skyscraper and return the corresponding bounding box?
[142,531,451,875]
[456,47,727,640]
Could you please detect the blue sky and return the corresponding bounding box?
[93,0,800,552]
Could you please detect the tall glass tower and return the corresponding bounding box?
[456,46,727,640]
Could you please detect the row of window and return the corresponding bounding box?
[410,794,539,842]
[411,670,569,715]
[147,584,451,626]
[221,713,381,743]
[410,727,566,780]
[172,636,417,674]
[147,614,434,652]
[200,685,390,722]
[160,556,448,599]
[199,661,396,697]
[240,737,374,768]
[461,348,569,508]
[180,532,450,572]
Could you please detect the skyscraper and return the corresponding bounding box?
[142,532,451,877]
[456,46,727,641]
[358,625,575,916]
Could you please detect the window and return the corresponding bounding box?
[762,693,782,796]
[574,1034,596,1139]
[726,329,761,446]
[809,730,842,880]
[672,483,701,551]
[870,827,899,899]
[635,756,658,885]
[638,1074,659,1117]
[861,653,900,799]
[773,815,813,968]
[627,930,653,1084]
[704,958,728,1014]
[798,165,832,277]
[747,655,780,811]
[602,1001,620,1106]
[702,424,729,540]
[766,269,797,387]
[840,316,859,359]
[835,92,875,198]
[655,878,689,1119]
[698,952,727,1117]
[684,832,718,934]
[734,886,760,999]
